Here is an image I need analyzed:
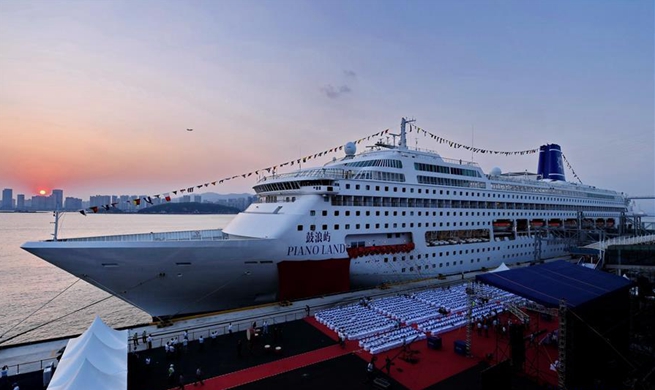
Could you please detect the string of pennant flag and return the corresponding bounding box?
[408,123,539,156]
[80,123,583,215]
[80,128,392,214]
[561,154,583,184]
[408,123,583,183]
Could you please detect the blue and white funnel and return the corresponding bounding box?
[537,144,565,181]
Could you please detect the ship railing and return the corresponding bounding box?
[439,156,479,166]
[56,229,228,242]
[258,168,348,183]
[490,175,621,196]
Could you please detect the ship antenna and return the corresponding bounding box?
[400,117,415,150]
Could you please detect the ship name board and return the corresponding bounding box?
[287,244,347,257]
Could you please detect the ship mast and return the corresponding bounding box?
[399,117,415,150]
[52,209,61,241]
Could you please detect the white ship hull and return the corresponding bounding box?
[22,119,629,318]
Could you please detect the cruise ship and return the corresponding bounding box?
[21,119,628,319]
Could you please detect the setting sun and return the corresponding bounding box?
[39,190,46,195]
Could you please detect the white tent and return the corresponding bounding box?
[489,262,510,273]
[47,316,127,390]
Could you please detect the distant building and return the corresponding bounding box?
[193,195,201,203]
[52,189,64,209]
[215,195,256,211]
[16,194,25,210]
[64,197,83,211]
[31,195,48,210]
[180,195,191,203]
[119,195,130,211]
[1,188,12,210]
[90,195,111,208]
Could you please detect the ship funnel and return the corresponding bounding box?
[537,144,565,181]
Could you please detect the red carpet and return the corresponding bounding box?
[171,318,359,389]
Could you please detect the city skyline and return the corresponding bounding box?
[1,1,653,213]
[0,186,255,211]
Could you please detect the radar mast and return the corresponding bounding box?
[399,117,415,150]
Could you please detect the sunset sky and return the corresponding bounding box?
[1,1,653,212]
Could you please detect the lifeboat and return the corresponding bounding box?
[548,220,561,228]
[492,221,512,230]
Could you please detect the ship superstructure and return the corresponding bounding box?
[22,119,628,319]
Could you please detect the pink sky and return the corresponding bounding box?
[1,1,653,212]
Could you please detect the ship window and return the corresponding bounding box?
[393,257,397,262]
[366,185,370,190]
[356,224,360,229]
[376,186,380,191]
[297,225,303,231]
[334,224,339,230]
[346,184,350,189]
[322,210,327,216]
[385,186,389,191]
[366,224,370,229]
[345,224,350,229]
[310,225,316,231]
[376,211,380,216]
[310,210,315,216]
[366,211,370,216]
[375,223,380,228]
[322,224,328,230]
[384,258,388,263]
[345,211,350,216]
[356,185,360,190]
[402,268,406,272]
[334,211,339,216]
[356,211,360,216]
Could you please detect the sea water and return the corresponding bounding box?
[0,212,234,346]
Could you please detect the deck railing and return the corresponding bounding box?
[55,229,227,243]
